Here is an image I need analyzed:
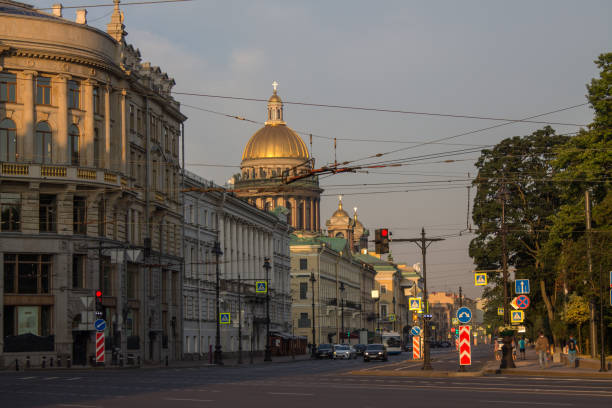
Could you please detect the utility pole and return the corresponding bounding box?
[459,286,463,307]
[498,186,515,369]
[585,190,597,358]
[237,272,242,364]
[263,258,272,362]
[310,272,317,358]
[213,241,223,365]
[402,228,444,370]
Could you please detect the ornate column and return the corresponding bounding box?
[316,199,320,231]
[248,227,254,280]
[55,74,69,164]
[104,85,111,168]
[218,213,225,277]
[291,197,297,228]
[83,79,95,167]
[310,198,315,231]
[17,71,36,162]
[120,89,127,173]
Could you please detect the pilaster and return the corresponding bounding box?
[17,70,36,162]
[55,74,69,164]
[83,79,95,167]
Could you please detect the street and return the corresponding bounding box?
[1,346,611,408]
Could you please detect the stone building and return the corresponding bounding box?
[233,83,322,233]
[0,1,184,367]
[290,233,377,345]
[182,171,292,358]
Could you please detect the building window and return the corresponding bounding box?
[94,128,100,167]
[73,196,87,234]
[0,193,20,232]
[93,86,101,114]
[3,305,53,340]
[127,264,138,299]
[298,312,311,328]
[0,72,16,102]
[129,105,135,131]
[380,285,387,294]
[36,76,52,105]
[299,258,307,270]
[69,124,80,165]
[100,257,114,296]
[299,282,308,299]
[67,80,80,109]
[0,118,17,162]
[162,270,168,304]
[39,194,56,233]
[3,254,52,294]
[137,109,143,134]
[381,304,388,318]
[72,255,86,289]
[34,122,52,163]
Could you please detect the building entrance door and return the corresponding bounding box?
[72,331,89,365]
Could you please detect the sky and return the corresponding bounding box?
[33,0,612,298]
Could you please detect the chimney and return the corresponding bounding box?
[52,4,62,17]
[75,9,87,24]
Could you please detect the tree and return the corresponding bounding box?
[563,294,590,353]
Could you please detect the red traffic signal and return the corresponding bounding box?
[381,228,388,237]
[95,290,103,298]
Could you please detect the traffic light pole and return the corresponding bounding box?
[213,241,223,365]
[310,273,317,359]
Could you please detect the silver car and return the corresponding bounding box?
[332,344,356,359]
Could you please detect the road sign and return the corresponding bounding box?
[256,281,267,293]
[474,273,487,286]
[457,307,472,324]
[497,307,504,316]
[95,331,105,364]
[413,336,421,360]
[409,297,422,311]
[411,326,421,336]
[510,297,520,310]
[452,317,459,325]
[459,325,471,365]
[388,313,396,322]
[515,279,530,294]
[94,319,106,332]
[220,313,231,324]
[516,295,530,309]
[609,271,612,288]
[511,310,524,323]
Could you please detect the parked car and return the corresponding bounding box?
[316,344,333,359]
[332,344,356,359]
[354,344,367,355]
[363,344,388,362]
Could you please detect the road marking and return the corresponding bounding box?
[65,377,82,381]
[57,405,100,408]
[17,376,36,380]
[42,377,60,380]
[163,398,213,402]
[480,401,573,406]
[268,392,314,396]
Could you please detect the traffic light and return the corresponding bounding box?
[375,228,390,254]
[95,290,105,319]
[450,328,456,335]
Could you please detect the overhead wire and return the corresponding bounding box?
[35,0,196,10]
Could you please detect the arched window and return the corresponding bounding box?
[35,121,52,163]
[69,124,80,165]
[0,118,17,162]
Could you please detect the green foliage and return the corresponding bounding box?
[562,294,590,325]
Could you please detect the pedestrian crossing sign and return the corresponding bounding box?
[452,317,459,325]
[256,281,267,293]
[497,307,504,316]
[220,313,231,324]
[510,310,524,323]
[389,314,396,322]
[475,273,487,286]
[409,297,422,311]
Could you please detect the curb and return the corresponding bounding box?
[483,368,612,379]
[347,369,483,377]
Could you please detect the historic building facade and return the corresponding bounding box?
[0,1,184,367]
[183,171,292,358]
[233,84,322,233]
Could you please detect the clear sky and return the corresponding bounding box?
[33,0,612,298]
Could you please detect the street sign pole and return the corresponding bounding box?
[96,331,105,365]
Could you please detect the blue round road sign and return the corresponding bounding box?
[456,307,472,324]
[516,295,530,309]
[411,326,421,336]
[94,319,106,331]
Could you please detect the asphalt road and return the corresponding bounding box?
[1,348,611,408]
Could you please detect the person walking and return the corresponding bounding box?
[535,331,549,368]
[518,336,526,360]
[567,335,578,368]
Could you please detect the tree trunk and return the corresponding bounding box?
[577,323,582,355]
[539,279,557,344]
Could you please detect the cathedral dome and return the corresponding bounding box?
[242,124,309,161]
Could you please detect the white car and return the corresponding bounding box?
[332,344,356,359]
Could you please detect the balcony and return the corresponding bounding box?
[0,162,128,189]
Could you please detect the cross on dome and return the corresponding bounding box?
[272,81,279,93]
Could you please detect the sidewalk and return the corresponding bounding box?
[483,348,612,378]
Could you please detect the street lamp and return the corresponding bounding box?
[340,282,345,344]
[371,289,380,343]
[212,241,223,365]
[263,258,272,362]
[392,296,396,332]
[310,272,317,359]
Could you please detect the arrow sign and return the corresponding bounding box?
[459,325,471,365]
[510,297,520,310]
[515,279,530,295]
[411,326,421,336]
[457,307,472,324]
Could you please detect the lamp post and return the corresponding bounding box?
[392,296,396,332]
[212,241,223,365]
[263,258,272,362]
[371,289,380,343]
[340,282,345,344]
[237,272,242,364]
[310,272,317,359]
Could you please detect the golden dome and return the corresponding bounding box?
[269,92,282,103]
[241,124,310,161]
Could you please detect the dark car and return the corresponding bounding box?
[363,344,388,362]
[354,344,367,355]
[439,341,452,348]
[316,344,333,359]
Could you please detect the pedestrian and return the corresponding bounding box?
[567,334,578,368]
[518,336,526,360]
[535,331,549,368]
[494,337,502,361]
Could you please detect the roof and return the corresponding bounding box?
[289,234,349,254]
[352,252,397,271]
[241,124,309,161]
[0,1,60,20]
